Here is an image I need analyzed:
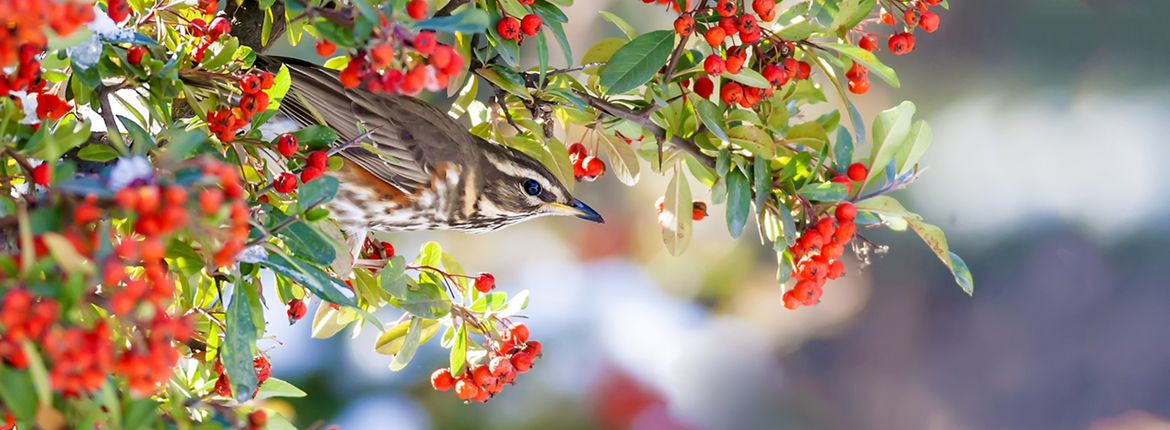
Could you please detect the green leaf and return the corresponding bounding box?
[866,101,916,186]
[298,175,339,207]
[497,290,530,317]
[77,144,120,162]
[118,116,155,153]
[776,20,825,40]
[596,132,641,186]
[832,125,854,172]
[450,323,467,376]
[264,251,357,306]
[393,280,451,319]
[201,37,240,71]
[275,220,336,266]
[661,168,693,255]
[753,155,771,212]
[292,124,338,149]
[798,182,848,201]
[895,120,932,175]
[532,1,573,65]
[907,219,975,296]
[470,292,508,312]
[823,42,900,88]
[722,68,770,88]
[535,31,549,86]
[598,10,637,39]
[727,125,776,159]
[580,38,626,74]
[223,283,259,403]
[388,317,426,371]
[0,366,37,424]
[379,255,408,297]
[415,8,489,33]
[696,99,729,142]
[829,0,877,34]
[725,168,751,238]
[254,378,307,400]
[599,30,675,95]
[477,67,531,101]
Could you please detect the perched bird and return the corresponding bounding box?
[262,56,604,236]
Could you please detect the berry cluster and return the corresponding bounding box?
[875,0,943,55]
[327,4,465,96]
[271,133,331,192]
[642,0,688,13]
[782,201,859,309]
[673,0,813,110]
[494,3,542,43]
[188,16,233,62]
[568,142,606,181]
[0,0,92,69]
[430,323,541,403]
[1,44,74,127]
[206,70,276,142]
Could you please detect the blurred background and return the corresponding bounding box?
[260,0,1170,429]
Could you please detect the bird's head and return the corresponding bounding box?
[475,141,604,227]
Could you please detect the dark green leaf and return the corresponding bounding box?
[798,182,848,201]
[416,8,490,33]
[725,168,751,238]
[223,282,259,402]
[394,280,450,319]
[696,100,729,142]
[832,125,854,172]
[77,144,120,162]
[292,125,338,149]
[264,251,357,306]
[275,220,336,266]
[753,155,771,212]
[599,30,675,95]
[298,176,338,208]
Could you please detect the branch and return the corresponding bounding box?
[576,91,715,169]
[435,0,471,18]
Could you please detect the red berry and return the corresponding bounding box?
[725,50,745,74]
[300,166,324,183]
[127,46,147,66]
[567,142,587,162]
[315,39,336,57]
[258,71,274,89]
[703,54,725,75]
[286,299,306,323]
[509,323,530,344]
[496,16,521,41]
[199,188,223,215]
[276,133,298,157]
[762,64,789,87]
[489,356,514,376]
[919,10,940,33]
[454,379,479,401]
[510,351,533,372]
[692,201,707,221]
[474,272,495,293]
[431,368,454,391]
[248,410,267,427]
[107,0,130,23]
[830,174,853,194]
[674,13,694,37]
[904,10,919,26]
[888,32,916,55]
[752,0,775,16]
[693,76,714,99]
[736,14,757,34]
[720,81,744,106]
[582,156,605,179]
[31,163,50,186]
[208,17,231,40]
[429,45,454,69]
[782,290,801,309]
[848,77,870,94]
[835,202,857,221]
[704,27,726,47]
[796,61,812,80]
[827,260,845,279]
[406,0,428,20]
[718,16,738,35]
[413,31,437,55]
[716,0,737,17]
[858,33,878,52]
[846,163,868,182]
[307,150,328,169]
[524,340,542,356]
[520,14,542,36]
[273,172,297,194]
[845,61,868,81]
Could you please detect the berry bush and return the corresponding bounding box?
[0,0,970,427]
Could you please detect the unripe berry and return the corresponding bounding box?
[846,163,868,182]
[431,368,454,391]
[520,14,542,36]
[835,202,857,221]
[276,133,298,157]
[474,272,495,292]
[673,13,694,37]
[693,76,714,99]
[703,54,725,75]
[406,0,427,20]
[704,27,726,47]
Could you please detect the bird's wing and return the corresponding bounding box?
[272,56,475,194]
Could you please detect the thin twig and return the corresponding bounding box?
[577,91,715,168]
[434,0,472,18]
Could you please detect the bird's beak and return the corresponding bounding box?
[548,199,605,224]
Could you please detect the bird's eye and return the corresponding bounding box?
[522,179,542,196]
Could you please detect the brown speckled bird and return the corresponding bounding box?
[265,56,603,236]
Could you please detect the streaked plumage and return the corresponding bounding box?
[261,56,603,233]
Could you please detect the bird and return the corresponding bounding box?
[259,56,604,238]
